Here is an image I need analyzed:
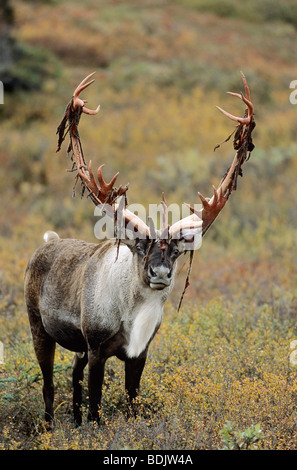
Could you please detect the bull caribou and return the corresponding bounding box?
[24,72,255,425]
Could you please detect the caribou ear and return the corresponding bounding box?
[116,230,138,250]
[118,237,136,250]
[116,231,148,252]
[115,221,148,250]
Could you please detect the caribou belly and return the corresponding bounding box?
[41,310,87,352]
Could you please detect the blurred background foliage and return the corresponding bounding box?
[1,0,296,273]
[1,0,297,450]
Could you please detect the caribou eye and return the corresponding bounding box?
[136,245,145,256]
[171,248,180,257]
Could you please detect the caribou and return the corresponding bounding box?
[24,72,255,425]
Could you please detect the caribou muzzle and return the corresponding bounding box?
[148,264,172,290]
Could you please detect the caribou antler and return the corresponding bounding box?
[71,75,130,203]
[57,72,255,243]
[180,71,255,237]
[56,73,150,238]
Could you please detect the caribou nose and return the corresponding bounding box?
[149,265,172,289]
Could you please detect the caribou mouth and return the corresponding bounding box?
[149,280,170,290]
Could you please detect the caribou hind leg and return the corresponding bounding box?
[27,305,56,425]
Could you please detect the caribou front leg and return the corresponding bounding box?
[125,354,147,416]
[72,352,88,426]
[87,347,106,423]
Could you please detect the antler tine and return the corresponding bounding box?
[169,213,202,239]
[216,104,250,125]
[216,71,253,125]
[148,217,157,239]
[226,92,253,117]
[161,193,168,232]
[73,72,96,97]
[78,160,100,196]
[78,161,127,205]
[72,72,100,115]
[97,165,119,194]
[240,70,250,101]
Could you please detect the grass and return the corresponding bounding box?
[1,280,297,450]
[1,0,297,450]
[1,213,297,450]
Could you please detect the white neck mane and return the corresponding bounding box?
[94,244,174,358]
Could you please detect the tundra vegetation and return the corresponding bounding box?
[1,0,297,450]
